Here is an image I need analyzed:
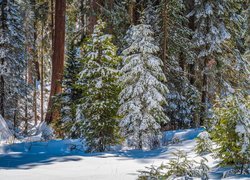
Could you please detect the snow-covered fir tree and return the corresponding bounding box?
[119,19,169,150]
[194,131,213,155]
[143,0,161,45]
[158,0,200,129]
[211,93,250,172]
[54,46,82,138]
[0,0,26,133]
[189,0,249,124]
[77,20,121,152]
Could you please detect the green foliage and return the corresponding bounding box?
[53,45,82,139]
[78,19,122,152]
[211,94,250,170]
[194,131,213,155]
[138,150,209,180]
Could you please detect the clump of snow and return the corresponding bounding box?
[0,115,14,144]
[36,121,54,141]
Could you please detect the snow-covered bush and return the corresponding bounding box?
[211,94,250,173]
[138,150,209,180]
[194,131,213,155]
[77,19,122,152]
[119,20,169,150]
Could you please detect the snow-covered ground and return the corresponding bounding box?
[0,128,249,180]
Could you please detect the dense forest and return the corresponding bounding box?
[0,0,250,179]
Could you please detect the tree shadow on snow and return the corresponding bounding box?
[0,140,83,170]
[0,140,172,170]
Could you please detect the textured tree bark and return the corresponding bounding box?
[128,0,136,25]
[200,57,208,126]
[161,0,168,76]
[41,23,44,122]
[0,0,7,118]
[128,0,141,25]
[187,0,196,85]
[88,0,103,34]
[0,75,4,118]
[32,1,39,124]
[45,0,66,123]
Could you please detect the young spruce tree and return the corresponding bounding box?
[119,18,169,150]
[78,20,121,152]
[211,93,250,172]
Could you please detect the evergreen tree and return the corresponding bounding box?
[189,0,249,125]
[54,46,82,138]
[194,131,213,155]
[138,150,209,180]
[78,20,121,152]
[119,20,169,150]
[211,93,250,172]
[0,0,26,132]
[159,0,200,129]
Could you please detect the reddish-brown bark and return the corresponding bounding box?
[45,0,66,123]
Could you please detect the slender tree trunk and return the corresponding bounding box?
[128,0,141,25]
[25,43,28,134]
[88,0,103,34]
[187,0,196,85]
[0,75,4,118]
[200,58,208,126]
[128,0,136,25]
[51,0,54,49]
[0,0,7,118]
[45,0,66,123]
[31,0,39,125]
[41,23,44,122]
[162,0,168,76]
[200,12,211,126]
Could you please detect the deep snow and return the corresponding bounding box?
[0,128,249,180]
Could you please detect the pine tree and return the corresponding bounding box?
[119,20,169,150]
[138,150,209,180]
[189,0,249,125]
[0,0,26,133]
[78,20,121,152]
[211,93,250,172]
[194,131,213,155]
[157,0,200,129]
[54,46,82,138]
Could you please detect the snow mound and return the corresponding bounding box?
[0,115,14,144]
[36,121,54,141]
[162,128,205,144]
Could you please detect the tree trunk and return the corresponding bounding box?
[45,0,66,123]
[0,0,7,118]
[200,58,208,126]
[128,0,136,25]
[41,23,44,122]
[187,0,196,85]
[161,0,168,76]
[31,0,40,125]
[0,75,4,118]
[88,0,102,34]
